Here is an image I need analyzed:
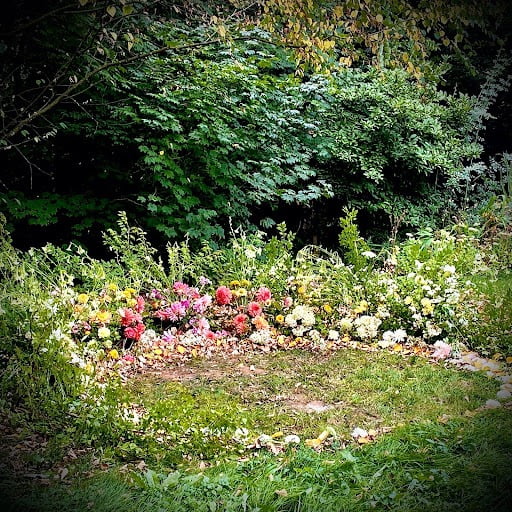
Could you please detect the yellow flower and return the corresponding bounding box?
[232,288,247,298]
[420,297,434,315]
[230,280,241,287]
[275,314,285,324]
[107,283,118,291]
[297,286,306,295]
[98,327,111,339]
[404,296,413,305]
[96,310,112,323]
[240,279,251,287]
[354,300,368,314]
[323,304,333,314]
[126,297,137,307]
[77,293,89,304]
[123,288,137,299]
[108,349,119,359]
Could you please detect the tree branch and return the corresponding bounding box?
[2,35,302,144]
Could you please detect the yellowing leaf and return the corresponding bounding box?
[176,345,186,354]
[317,429,330,442]
[106,5,116,17]
[79,0,89,6]
[271,431,284,438]
[375,14,383,23]
[122,4,134,15]
[218,24,227,38]
[275,489,288,497]
[357,436,371,444]
[305,438,322,447]
[153,348,163,355]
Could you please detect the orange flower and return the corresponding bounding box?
[253,315,269,330]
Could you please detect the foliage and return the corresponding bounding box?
[260,0,509,79]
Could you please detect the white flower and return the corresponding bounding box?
[354,315,381,340]
[338,317,353,331]
[362,251,377,258]
[284,435,300,444]
[97,327,111,339]
[441,264,456,275]
[328,330,340,340]
[351,427,368,438]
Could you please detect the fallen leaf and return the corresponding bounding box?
[275,489,288,497]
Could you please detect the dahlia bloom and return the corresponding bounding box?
[215,286,232,305]
[256,286,272,303]
[247,301,263,318]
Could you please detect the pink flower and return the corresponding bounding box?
[135,296,145,313]
[256,286,272,303]
[283,297,293,308]
[191,316,210,335]
[162,330,176,344]
[124,322,145,340]
[432,340,452,360]
[118,307,142,327]
[122,354,135,363]
[247,301,262,318]
[215,286,232,305]
[173,281,190,296]
[193,294,212,314]
[233,313,249,334]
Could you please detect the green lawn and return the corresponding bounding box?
[2,349,511,511]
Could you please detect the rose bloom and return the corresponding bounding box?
[256,286,272,303]
[215,286,232,305]
[247,301,263,317]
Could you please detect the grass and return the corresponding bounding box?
[469,270,512,356]
[2,348,511,511]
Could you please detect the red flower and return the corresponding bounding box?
[247,301,262,318]
[118,307,142,327]
[124,322,145,340]
[232,313,249,334]
[215,286,232,305]
[256,286,272,303]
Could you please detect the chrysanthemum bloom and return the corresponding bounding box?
[215,286,232,305]
[247,301,263,317]
[256,286,272,303]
